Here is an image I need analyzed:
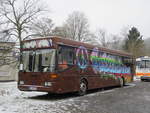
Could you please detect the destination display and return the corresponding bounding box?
[23,39,53,49]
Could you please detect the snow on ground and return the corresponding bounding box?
[0,81,137,113]
[0,82,89,113]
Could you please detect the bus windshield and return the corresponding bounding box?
[22,49,56,72]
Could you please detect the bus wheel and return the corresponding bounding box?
[78,80,87,96]
[119,77,124,87]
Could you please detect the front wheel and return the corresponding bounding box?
[78,80,87,96]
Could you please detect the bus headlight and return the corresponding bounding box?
[44,82,52,86]
[19,81,24,85]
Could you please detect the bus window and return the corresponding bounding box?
[58,46,74,70]
[136,60,150,68]
[37,49,56,72]
[22,49,56,72]
[146,61,150,68]
[22,51,29,71]
[139,61,145,68]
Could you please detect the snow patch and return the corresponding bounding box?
[0,82,89,113]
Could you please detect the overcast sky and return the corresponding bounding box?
[44,0,150,39]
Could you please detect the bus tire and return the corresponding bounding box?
[119,77,124,87]
[141,79,145,82]
[78,80,87,96]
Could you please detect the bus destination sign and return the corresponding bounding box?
[23,39,53,49]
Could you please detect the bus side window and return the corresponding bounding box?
[58,46,74,70]
[146,61,150,68]
[67,50,74,64]
[139,61,145,68]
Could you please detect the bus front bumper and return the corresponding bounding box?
[18,85,55,93]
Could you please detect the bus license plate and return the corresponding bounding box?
[29,86,37,90]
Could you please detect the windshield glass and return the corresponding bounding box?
[22,49,56,72]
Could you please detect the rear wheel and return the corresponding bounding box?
[78,80,87,96]
[141,79,145,82]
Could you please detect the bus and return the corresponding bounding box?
[18,36,135,95]
[136,56,150,81]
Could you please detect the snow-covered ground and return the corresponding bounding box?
[0,82,89,113]
[0,80,138,113]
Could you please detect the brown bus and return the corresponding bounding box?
[18,36,135,95]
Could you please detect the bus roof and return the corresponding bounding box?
[136,56,150,61]
[22,36,133,58]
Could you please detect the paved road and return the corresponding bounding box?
[0,81,150,113]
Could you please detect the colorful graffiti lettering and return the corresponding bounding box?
[76,46,131,75]
[76,46,88,69]
[90,48,131,74]
[90,47,100,73]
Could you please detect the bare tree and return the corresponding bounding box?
[120,26,130,39]
[0,0,47,62]
[0,30,11,41]
[94,29,110,47]
[62,11,89,42]
[52,26,68,38]
[0,0,46,50]
[81,32,97,43]
[110,34,122,50]
[31,17,54,37]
